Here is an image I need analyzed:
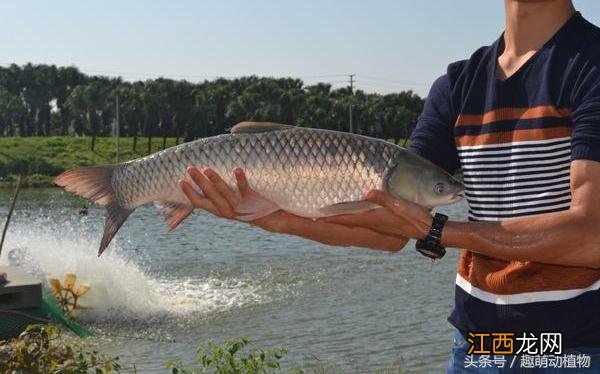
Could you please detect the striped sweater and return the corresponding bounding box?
[410,12,600,347]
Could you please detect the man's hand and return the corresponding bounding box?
[179,166,410,252]
[322,190,434,240]
[322,160,600,268]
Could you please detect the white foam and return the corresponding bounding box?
[0,212,270,322]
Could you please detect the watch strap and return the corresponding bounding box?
[415,213,448,259]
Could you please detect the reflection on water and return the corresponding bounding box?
[0,188,467,373]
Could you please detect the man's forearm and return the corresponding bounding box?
[441,207,600,268]
[259,212,407,252]
[289,223,406,252]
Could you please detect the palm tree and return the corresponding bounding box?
[193,83,214,139]
[0,87,27,136]
[66,82,105,150]
[56,66,85,135]
[116,82,145,152]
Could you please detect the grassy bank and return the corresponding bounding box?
[0,136,179,187]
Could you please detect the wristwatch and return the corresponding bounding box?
[415,213,448,259]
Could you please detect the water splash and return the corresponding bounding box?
[0,212,271,323]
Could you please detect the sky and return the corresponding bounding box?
[1,0,599,97]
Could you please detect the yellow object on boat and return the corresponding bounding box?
[47,273,90,317]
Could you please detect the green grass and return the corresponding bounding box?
[0,136,180,186]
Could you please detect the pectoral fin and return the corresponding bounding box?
[234,195,280,221]
[318,200,379,216]
[155,201,194,231]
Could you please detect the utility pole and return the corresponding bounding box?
[115,94,120,163]
[348,74,355,133]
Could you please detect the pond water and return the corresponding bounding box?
[0,188,467,373]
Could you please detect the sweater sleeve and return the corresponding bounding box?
[570,57,600,162]
[409,74,460,174]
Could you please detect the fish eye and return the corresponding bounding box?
[434,182,446,195]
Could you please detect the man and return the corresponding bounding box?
[180,0,600,371]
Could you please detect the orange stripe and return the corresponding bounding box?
[457,250,600,295]
[455,126,572,147]
[456,106,571,127]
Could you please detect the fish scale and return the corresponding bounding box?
[55,121,463,255]
[115,127,391,216]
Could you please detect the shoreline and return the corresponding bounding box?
[0,182,57,188]
[0,177,57,188]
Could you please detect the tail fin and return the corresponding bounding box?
[55,166,133,256]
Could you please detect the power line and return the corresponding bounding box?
[349,74,355,133]
[358,81,416,89]
[301,79,352,85]
[357,74,427,87]
[295,74,348,79]
[354,81,426,90]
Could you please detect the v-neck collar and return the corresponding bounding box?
[492,11,582,84]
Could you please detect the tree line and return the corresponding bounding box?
[0,63,424,152]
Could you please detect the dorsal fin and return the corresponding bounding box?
[230,121,295,134]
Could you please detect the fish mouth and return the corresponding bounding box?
[452,191,464,202]
[438,191,463,207]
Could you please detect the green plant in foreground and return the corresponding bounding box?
[0,324,121,374]
[166,337,299,374]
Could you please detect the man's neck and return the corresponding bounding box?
[498,0,575,79]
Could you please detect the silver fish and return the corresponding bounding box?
[55,122,463,255]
